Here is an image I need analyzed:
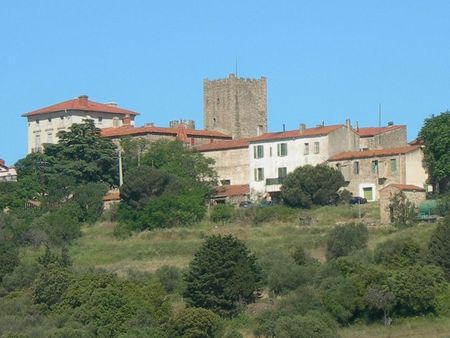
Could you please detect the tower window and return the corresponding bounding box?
[217,98,220,104]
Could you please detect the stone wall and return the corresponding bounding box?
[203,74,267,139]
[360,127,407,150]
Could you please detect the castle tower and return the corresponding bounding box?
[203,74,267,139]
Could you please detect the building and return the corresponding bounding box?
[356,124,407,150]
[379,184,426,223]
[101,121,232,145]
[211,184,250,205]
[0,159,17,182]
[248,121,359,199]
[203,73,267,139]
[22,95,139,153]
[328,145,428,202]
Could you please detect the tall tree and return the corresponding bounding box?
[418,112,450,193]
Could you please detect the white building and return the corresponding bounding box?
[248,121,359,199]
[0,159,17,182]
[22,95,138,153]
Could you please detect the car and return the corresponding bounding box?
[350,196,367,205]
[239,201,253,208]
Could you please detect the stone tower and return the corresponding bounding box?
[203,74,267,139]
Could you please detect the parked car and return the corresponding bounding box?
[350,196,367,205]
[239,201,253,208]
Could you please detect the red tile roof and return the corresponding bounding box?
[214,184,250,197]
[23,95,139,117]
[249,125,344,142]
[329,145,420,161]
[380,184,426,192]
[195,139,251,152]
[103,190,120,202]
[356,125,405,137]
[100,125,231,139]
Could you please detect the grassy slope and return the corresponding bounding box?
[24,202,444,337]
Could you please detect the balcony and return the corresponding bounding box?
[266,177,286,186]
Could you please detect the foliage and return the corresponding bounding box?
[274,311,340,338]
[252,205,298,225]
[388,192,417,228]
[1,261,41,292]
[326,223,368,260]
[155,265,183,293]
[119,137,151,174]
[210,204,235,225]
[280,164,345,208]
[428,216,450,279]
[0,240,20,282]
[387,264,447,316]
[72,182,108,224]
[254,310,280,338]
[374,237,422,267]
[365,286,396,325]
[183,235,263,316]
[437,194,450,216]
[418,111,450,193]
[32,265,72,307]
[174,307,223,338]
[278,286,324,317]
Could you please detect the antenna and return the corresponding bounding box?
[378,104,382,127]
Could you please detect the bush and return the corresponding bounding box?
[223,329,243,338]
[155,265,182,293]
[388,264,447,316]
[174,307,223,338]
[279,286,324,317]
[281,164,345,208]
[32,266,72,307]
[374,237,423,267]
[429,216,450,279]
[72,182,108,224]
[326,223,369,260]
[275,311,340,338]
[252,205,297,225]
[0,240,19,282]
[388,192,417,228]
[254,310,281,338]
[210,204,235,225]
[183,235,263,316]
[2,261,42,292]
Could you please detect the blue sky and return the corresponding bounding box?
[1,0,449,164]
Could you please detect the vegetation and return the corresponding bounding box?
[388,191,417,228]
[326,223,369,260]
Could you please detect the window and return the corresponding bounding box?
[278,167,287,178]
[36,119,40,125]
[48,118,51,123]
[269,147,272,157]
[35,134,41,148]
[60,116,64,120]
[277,143,288,156]
[314,142,320,154]
[390,159,397,172]
[113,117,119,127]
[47,132,53,144]
[353,161,360,175]
[220,179,231,186]
[98,117,103,124]
[254,168,264,181]
[363,187,373,201]
[371,160,379,174]
[253,145,264,159]
[304,143,309,155]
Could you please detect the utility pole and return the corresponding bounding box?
[118,147,123,187]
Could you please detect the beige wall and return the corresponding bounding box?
[360,127,407,150]
[201,147,249,186]
[328,125,360,157]
[405,149,428,189]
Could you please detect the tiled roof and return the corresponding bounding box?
[329,145,420,161]
[195,139,251,152]
[380,184,426,192]
[100,125,231,139]
[103,190,120,201]
[356,125,405,137]
[23,95,139,117]
[249,125,344,143]
[214,184,250,197]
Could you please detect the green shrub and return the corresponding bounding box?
[223,329,243,338]
[2,261,41,292]
[72,182,108,224]
[254,309,281,338]
[434,284,450,317]
[253,205,297,225]
[33,265,72,307]
[388,264,447,316]
[388,192,417,228]
[0,240,19,282]
[374,237,423,267]
[279,286,324,317]
[210,204,235,225]
[155,265,182,293]
[275,311,340,338]
[326,223,368,260]
[183,235,263,316]
[174,307,223,338]
[429,216,450,279]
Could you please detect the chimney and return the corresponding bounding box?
[122,114,131,126]
[387,121,394,126]
[78,95,88,106]
[299,123,306,133]
[0,159,5,166]
[345,119,351,129]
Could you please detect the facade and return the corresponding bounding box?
[248,121,360,199]
[203,73,267,139]
[356,125,407,150]
[379,184,426,223]
[22,95,138,153]
[328,145,428,202]
[0,159,17,182]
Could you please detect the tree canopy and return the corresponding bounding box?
[418,111,450,193]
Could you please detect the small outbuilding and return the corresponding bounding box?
[212,184,250,205]
[379,184,426,224]
[103,190,120,210]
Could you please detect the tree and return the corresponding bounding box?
[0,239,19,282]
[326,223,368,260]
[280,165,345,208]
[119,137,151,173]
[274,312,340,338]
[418,111,450,193]
[174,307,223,338]
[388,192,417,228]
[374,237,422,267]
[365,286,395,326]
[183,235,263,316]
[72,182,109,223]
[210,204,234,225]
[43,120,118,185]
[32,265,72,307]
[429,216,450,279]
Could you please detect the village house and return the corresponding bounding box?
[328,145,428,202]
[248,121,360,199]
[0,159,17,182]
[356,124,407,150]
[379,184,426,223]
[22,95,139,153]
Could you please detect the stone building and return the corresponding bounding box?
[0,159,17,182]
[22,95,138,153]
[203,73,267,139]
[356,125,407,150]
[379,184,426,224]
[328,145,428,201]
